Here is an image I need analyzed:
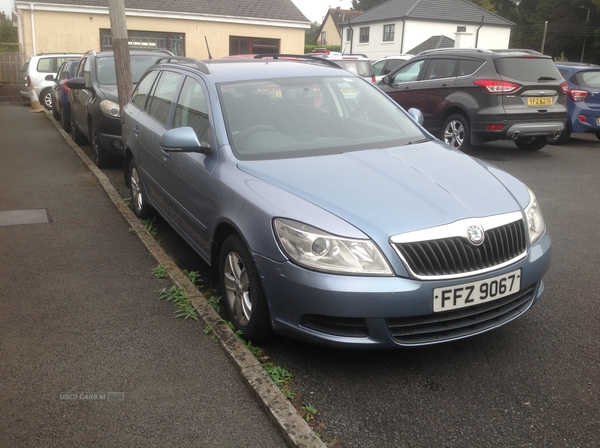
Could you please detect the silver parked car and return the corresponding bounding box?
[122,55,551,349]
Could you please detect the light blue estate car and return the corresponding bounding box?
[122,56,551,349]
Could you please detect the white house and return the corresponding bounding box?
[339,0,514,60]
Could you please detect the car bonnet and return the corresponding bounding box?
[236,141,526,240]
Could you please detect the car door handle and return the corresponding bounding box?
[161,148,170,161]
[133,125,139,137]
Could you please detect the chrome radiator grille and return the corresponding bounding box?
[392,219,527,278]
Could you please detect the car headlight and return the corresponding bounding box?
[100,99,120,118]
[273,218,393,276]
[524,187,545,245]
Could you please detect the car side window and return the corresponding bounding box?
[458,59,485,77]
[424,58,457,80]
[174,76,211,143]
[36,57,55,73]
[384,59,404,75]
[80,58,91,86]
[391,60,425,84]
[373,60,385,76]
[131,70,159,109]
[146,70,182,126]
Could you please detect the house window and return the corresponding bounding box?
[321,31,326,46]
[229,37,280,55]
[359,27,369,43]
[100,29,185,56]
[346,29,353,42]
[383,24,395,42]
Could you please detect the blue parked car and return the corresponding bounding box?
[549,62,600,144]
[50,59,80,132]
[122,56,551,349]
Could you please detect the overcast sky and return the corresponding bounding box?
[1,0,354,23]
[0,0,12,18]
[293,0,353,23]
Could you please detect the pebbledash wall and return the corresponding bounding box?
[14,4,308,59]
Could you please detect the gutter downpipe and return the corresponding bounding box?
[475,15,484,48]
[400,18,406,53]
[13,7,25,56]
[29,3,36,55]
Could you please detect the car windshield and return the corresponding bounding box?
[97,55,164,85]
[219,75,426,160]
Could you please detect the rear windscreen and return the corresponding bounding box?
[494,57,562,82]
[573,70,600,89]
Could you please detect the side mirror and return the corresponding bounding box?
[160,127,212,156]
[45,74,56,82]
[66,77,87,90]
[407,108,424,126]
[381,75,391,86]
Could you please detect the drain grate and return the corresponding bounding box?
[0,209,49,226]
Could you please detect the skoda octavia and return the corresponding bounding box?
[122,56,551,349]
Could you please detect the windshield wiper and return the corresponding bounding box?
[538,76,556,81]
[407,138,429,145]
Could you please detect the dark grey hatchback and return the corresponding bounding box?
[379,48,568,151]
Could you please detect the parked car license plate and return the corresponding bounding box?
[527,97,553,106]
[433,269,521,312]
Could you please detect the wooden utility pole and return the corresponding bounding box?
[108,0,132,110]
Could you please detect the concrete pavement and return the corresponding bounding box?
[0,101,323,447]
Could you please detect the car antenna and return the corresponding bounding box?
[205,36,213,60]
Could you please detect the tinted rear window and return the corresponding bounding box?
[494,57,562,82]
[335,60,373,77]
[573,70,600,89]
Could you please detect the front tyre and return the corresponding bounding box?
[90,121,112,168]
[442,114,470,150]
[40,88,53,110]
[515,136,547,151]
[128,158,154,220]
[219,234,272,342]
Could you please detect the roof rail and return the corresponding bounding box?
[155,56,210,74]
[253,54,343,70]
[417,48,492,55]
[490,48,542,55]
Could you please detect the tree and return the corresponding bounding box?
[305,21,320,44]
[0,19,18,53]
[351,0,388,11]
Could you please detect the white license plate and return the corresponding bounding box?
[433,269,521,312]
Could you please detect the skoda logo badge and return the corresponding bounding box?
[467,225,485,246]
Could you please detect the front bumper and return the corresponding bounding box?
[255,231,552,349]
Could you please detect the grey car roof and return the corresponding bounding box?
[341,0,515,27]
[155,59,355,84]
[21,0,309,23]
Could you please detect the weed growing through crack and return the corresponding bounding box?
[141,217,157,237]
[301,404,317,422]
[158,285,198,321]
[207,295,221,313]
[183,269,202,288]
[152,265,168,279]
[124,197,132,207]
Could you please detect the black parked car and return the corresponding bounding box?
[379,48,568,151]
[67,50,169,167]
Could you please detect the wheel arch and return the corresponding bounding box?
[210,221,240,286]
